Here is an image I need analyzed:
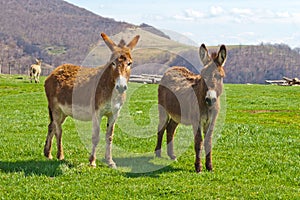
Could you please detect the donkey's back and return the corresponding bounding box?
[158,67,204,125]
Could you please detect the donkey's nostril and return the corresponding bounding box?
[123,85,127,91]
[211,98,216,104]
[205,98,211,105]
[205,98,216,106]
[116,85,120,90]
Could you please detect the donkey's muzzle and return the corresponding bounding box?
[205,97,217,106]
[116,84,127,93]
[205,90,217,106]
[116,76,128,94]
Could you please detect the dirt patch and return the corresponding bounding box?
[244,110,293,114]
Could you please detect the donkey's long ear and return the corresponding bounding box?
[199,44,211,66]
[127,35,140,50]
[217,45,227,66]
[101,33,117,52]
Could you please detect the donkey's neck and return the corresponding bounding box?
[193,77,208,106]
[94,64,120,109]
[96,65,113,89]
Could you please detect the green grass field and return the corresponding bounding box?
[0,74,299,199]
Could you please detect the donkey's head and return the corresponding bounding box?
[101,33,140,94]
[35,59,42,66]
[199,44,227,106]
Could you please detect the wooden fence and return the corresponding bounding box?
[129,74,162,84]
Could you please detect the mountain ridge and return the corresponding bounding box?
[0,0,299,83]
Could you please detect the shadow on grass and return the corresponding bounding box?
[0,159,74,177]
[113,155,182,178]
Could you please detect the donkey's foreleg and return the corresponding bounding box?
[204,128,213,171]
[194,125,203,173]
[204,113,218,171]
[105,115,117,168]
[89,116,100,167]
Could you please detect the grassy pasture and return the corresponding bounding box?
[0,74,299,199]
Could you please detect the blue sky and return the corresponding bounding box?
[65,0,300,47]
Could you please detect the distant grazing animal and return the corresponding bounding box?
[44,33,140,168]
[155,44,227,173]
[30,59,42,83]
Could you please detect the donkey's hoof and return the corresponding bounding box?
[90,163,97,168]
[57,154,65,161]
[44,151,53,160]
[206,163,213,172]
[89,160,97,168]
[169,155,177,161]
[155,150,162,158]
[195,163,202,173]
[108,162,117,169]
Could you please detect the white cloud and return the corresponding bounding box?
[182,32,194,37]
[172,9,205,21]
[142,14,165,22]
[210,6,224,17]
[173,14,194,21]
[276,11,290,18]
[230,8,254,16]
[185,9,205,19]
[98,4,104,9]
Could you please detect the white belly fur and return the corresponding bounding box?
[58,93,125,121]
[59,103,94,121]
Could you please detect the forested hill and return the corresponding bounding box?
[0,0,299,84]
[0,0,169,72]
[225,44,300,84]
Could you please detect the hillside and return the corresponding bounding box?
[0,0,169,74]
[79,27,200,75]
[225,44,300,83]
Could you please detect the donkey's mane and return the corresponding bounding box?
[211,52,217,59]
[118,39,126,48]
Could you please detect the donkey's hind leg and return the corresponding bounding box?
[45,107,66,160]
[55,114,67,160]
[166,118,178,160]
[155,105,169,157]
[29,72,33,83]
[89,115,100,167]
[44,121,55,159]
[44,107,56,159]
[36,72,40,83]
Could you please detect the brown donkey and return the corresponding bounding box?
[155,44,227,173]
[44,33,140,168]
